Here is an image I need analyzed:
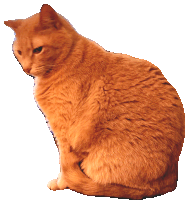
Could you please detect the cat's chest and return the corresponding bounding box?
[34,79,79,125]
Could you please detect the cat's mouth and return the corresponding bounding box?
[23,68,35,77]
[23,67,35,77]
[23,66,45,77]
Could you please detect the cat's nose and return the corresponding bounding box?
[24,68,31,74]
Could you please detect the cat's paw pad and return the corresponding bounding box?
[47,179,59,191]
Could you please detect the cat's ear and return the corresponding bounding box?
[4,19,23,31]
[40,4,62,30]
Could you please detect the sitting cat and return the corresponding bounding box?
[4,4,185,199]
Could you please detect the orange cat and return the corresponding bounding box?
[4,4,185,199]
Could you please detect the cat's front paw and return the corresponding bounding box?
[47,173,68,191]
[47,179,59,191]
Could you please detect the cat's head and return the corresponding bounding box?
[4,4,77,77]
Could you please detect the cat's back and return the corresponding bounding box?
[81,51,184,189]
[98,52,184,140]
[106,52,166,87]
[105,52,182,107]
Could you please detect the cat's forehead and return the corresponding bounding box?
[13,34,32,51]
[25,13,40,27]
[32,37,45,46]
[15,13,40,36]
[14,17,46,49]
[14,36,44,49]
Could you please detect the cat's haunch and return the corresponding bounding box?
[4,4,185,199]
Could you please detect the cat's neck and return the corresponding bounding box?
[38,37,106,77]
[36,35,108,84]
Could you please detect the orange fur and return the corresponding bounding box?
[4,4,185,199]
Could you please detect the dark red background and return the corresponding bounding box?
[0,0,185,200]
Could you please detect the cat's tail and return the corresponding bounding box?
[64,163,155,199]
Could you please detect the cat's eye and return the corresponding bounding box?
[33,46,43,54]
[17,50,22,55]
